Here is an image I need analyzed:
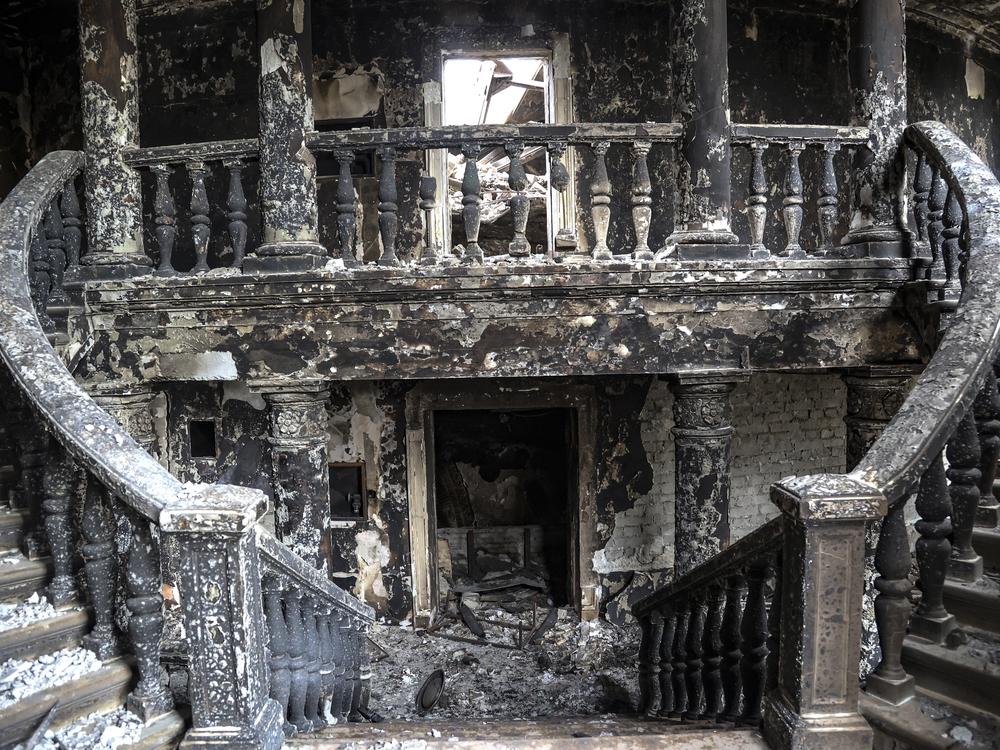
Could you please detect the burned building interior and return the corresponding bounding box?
[0,0,998,748]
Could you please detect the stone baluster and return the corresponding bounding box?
[549,142,573,255]
[461,144,483,264]
[263,576,294,735]
[189,162,211,273]
[125,513,173,719]
[340,616,360,720]
[506,141,530,258]
[302,596,325,728]
[152,165,177,274]
[348,622,364,721]
[419,175,440,266]
[329,610,348,723]
[702,584,725,721]
[669,605,689,718]
[909,452,960,643]
[817,142,840,253]
[912,151,932,262]
[866,501,916,704]
[639,612,663,716]
[764,555,782,695]
[225,160,248,269]
[948,411,984,582]
[638,614,663,715]
[590,141,613,261]
[631,140,653,260]
[719,573,745,722]
[781,143,806,258]
[335,150,359,267]
[747,141,768,259]
[739,561,769,723]
[941,187,963,300]
[61,178,82,269]
[44,199,67,304]
[317,606,336,723]
[684,596,707,720]
[29,229,54,333]
[358,625,374,720]
[285,589,311,732]
[377,146,400,266]
[657,612,675,716]
[41,439,76,606]
[926,169,948,286]
[975,367,1000,527]
[81,480,119,659]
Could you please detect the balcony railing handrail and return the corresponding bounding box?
[848,121,1000,505]
[730,123,870,145]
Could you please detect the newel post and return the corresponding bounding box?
[160,486,283,750]
[763,474,884,750]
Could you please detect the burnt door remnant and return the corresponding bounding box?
[668,0,739,248]
[249,0,327,272]
[842,0,907,253]
[669,374,744,577]
[78,0,150,273]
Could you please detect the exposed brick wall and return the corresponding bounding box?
[595,373,847,576]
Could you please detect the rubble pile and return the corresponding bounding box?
[15,707,144,750]
[0,648,102,709]
[368,608,640,721]
[0,592,61,633]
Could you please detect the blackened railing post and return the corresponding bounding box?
[947,411,984,582]
[763,475,883,750]
[638,612,663,715]
[159,486,283,750]
[41,439,77,607]
[975,366,1000,527]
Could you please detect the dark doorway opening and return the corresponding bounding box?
[433,408,574,607]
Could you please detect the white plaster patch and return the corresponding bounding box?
[158,351,238,381]
[966,58,986,100]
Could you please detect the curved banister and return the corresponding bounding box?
[849,121,1000,504]
[0,150,373,622]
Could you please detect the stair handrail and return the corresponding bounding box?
[0,150,373,747]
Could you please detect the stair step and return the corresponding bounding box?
[973,527,1000,572]
[128,709,188,750]
[0,607,89,663]
[0,556,50,602]
[863,691,1000,750]
[0,509,27,551]
[0,657,132,750]
[942,575,1000,635]
[901,630,1000,718]
[286,717,768,749]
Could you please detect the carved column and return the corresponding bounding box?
[668,0,738,247]
[669,374,745,576]
[842,0,907,252]
[161,486,283,749]
[89,386,158,455]
[249,0,326,272]
[261,383,332,572]
[77,0,149,272]
[763,476,883,750]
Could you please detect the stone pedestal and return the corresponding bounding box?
[78,0,150,273]
[89,386,158,455]
[668,0,739,247]
[842,0,907,247]
[764,475,883,750]
[260,383,332,572]
[250,0,326,272]
[669,373,746,577]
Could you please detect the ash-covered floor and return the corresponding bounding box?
[367,607,640,720]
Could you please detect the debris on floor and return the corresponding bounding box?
[0,592,63,633]
[15,707,144,750]
[0,648,102,709]
[368,608,639,720]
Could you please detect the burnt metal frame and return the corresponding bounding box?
[404,380,597,626]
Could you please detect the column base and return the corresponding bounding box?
[763,692,873,750]
[908,611,959,645]
[840,225,905,247]
[864,670,915,706]
[244,242,328,274]
[67,259,152,282]
[179,698,284,750]
[674,243,752,261]
[820,240,907,260]
[127,687,174,722]
[667,228,740,246]
[948,554,983,583]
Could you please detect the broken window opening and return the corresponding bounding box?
[330,462,367,520]
[441,56,553,257]
[433,408,574,610]
[188,419,218,459]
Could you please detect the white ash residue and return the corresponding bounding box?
[368,608,640,720]
[15,707,144,750]
[0,647,102,709]
[0,549,25,565]
[0,592,76,633]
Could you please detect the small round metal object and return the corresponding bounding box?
[415,668,445,715]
